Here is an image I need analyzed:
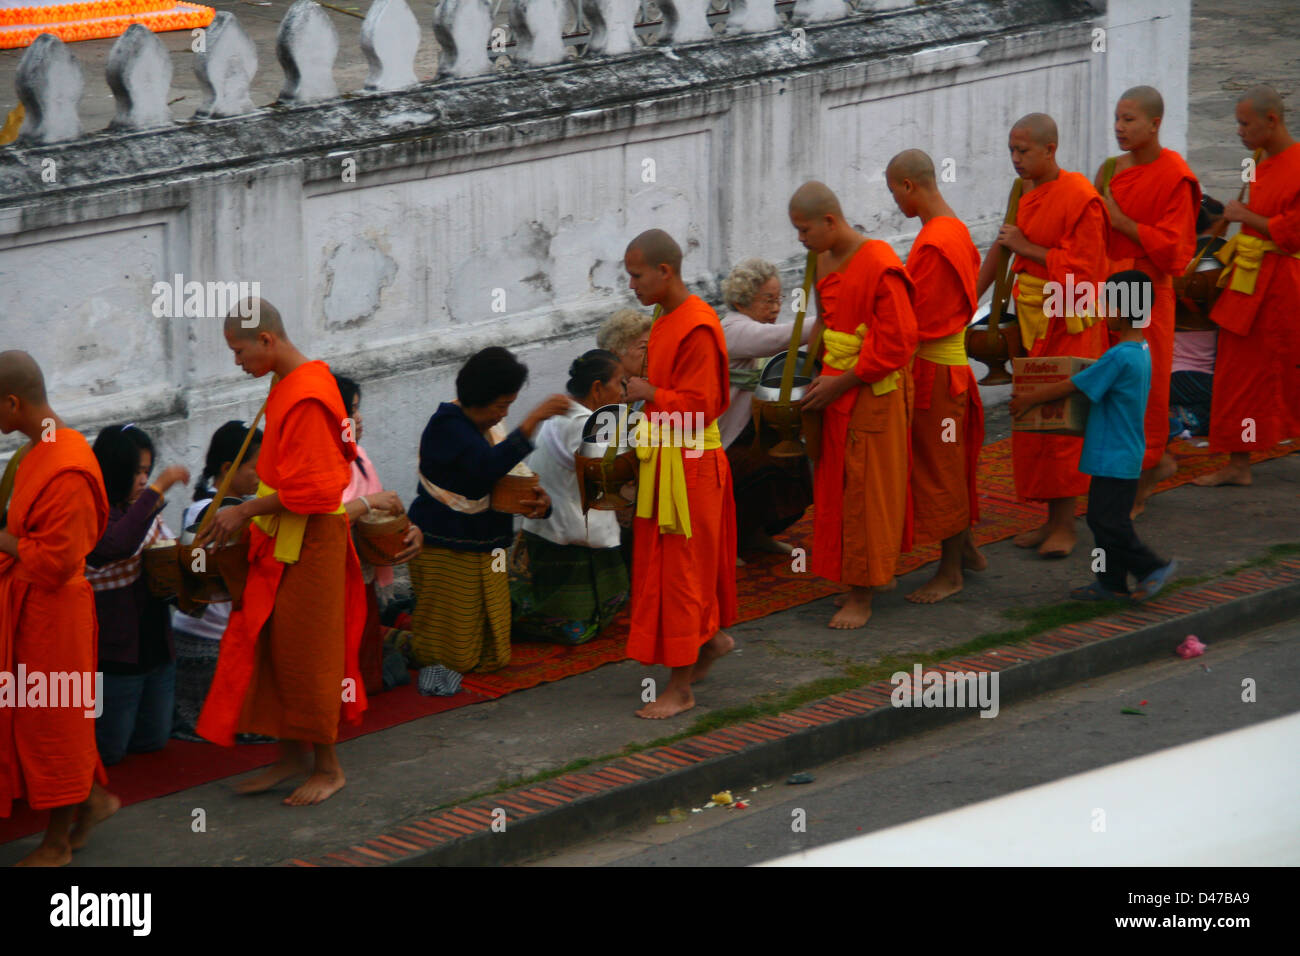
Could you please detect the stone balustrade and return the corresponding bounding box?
[6,0,853,146]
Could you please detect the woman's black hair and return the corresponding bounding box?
[456,347,529,407]
[566,349,621,399]
[194,420,263,502]
[93,423,156,508]
[334,374,361,416]
[333,373,366,476]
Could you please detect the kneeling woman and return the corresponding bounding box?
[406,347,570,674]
[512,350,631,644]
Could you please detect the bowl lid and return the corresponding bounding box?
[759,348,819,386]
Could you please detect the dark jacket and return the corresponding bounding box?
[86,487,174,668]
[408,402,535,553]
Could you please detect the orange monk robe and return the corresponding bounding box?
[1106,149,1201,469]
[1011,170,1111,501]
[628,295,738,668]
[906,216,985,545]
[1209,143,1300,451]
[197,360,367,746]
[0,431,108,817]
[811,240,917,587]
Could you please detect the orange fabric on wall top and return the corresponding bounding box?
[0,431,109,817]
[811,241,917,586]
[906,217,984,543]
[1209,143,1300,450]
[197,361,368,746]
[1106,149,1201,469]
[628,295,738,668]
[1011,170,1111,501]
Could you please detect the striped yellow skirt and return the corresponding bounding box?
[407,546,511,673]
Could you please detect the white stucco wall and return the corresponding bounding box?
[0,2,1190,534]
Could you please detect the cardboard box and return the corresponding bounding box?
[1011,356,1095,435]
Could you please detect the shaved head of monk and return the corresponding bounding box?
[789,181,856,254]
[222,298,305,380]
[1236,85,1291,152]
[0,350,55,437]
[1115,87,1164,154]
[1009,113,1060,183]
[625,229,687,310]
[885,150,938,219]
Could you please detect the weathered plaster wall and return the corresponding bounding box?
[0,0,1190,532]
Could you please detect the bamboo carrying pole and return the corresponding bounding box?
[779,250,818,400]
[985,177,1025,349]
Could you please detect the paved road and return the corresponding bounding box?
[527,620,1299,865]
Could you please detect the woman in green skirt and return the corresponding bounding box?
[511,350,631,645]
[406,348,570,674]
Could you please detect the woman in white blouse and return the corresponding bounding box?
[718,258,814,561]
[510,350,631,645]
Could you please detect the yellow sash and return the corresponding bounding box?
[1215,233,1300,295]
[251,480,345,564]
[822,324,901,395]
[1014,273,1096,350]
[634,417,722,538]
[916,330,968,366]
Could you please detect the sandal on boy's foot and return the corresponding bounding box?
[1069,581,1129,602]
[1133,559,1178,602]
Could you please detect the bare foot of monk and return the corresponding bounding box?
[17,806,76,866]
[1014,524,1050,548]
[636,683,695,719]
[15,844,72,867]
[691,631,735,683]
[284,743,346,806]
[235,747,311,795]
[1038,525,1077,559]
[829,587,872,629]
[284,769,346,806]
[68,784,121,850]
[1193,463,1252,487]
[961,535,988,571]
[906,569,963,604]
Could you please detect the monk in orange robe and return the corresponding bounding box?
[1195,85,1300,487]
[790,182,917,629]
[623,229,737,718]
[0,351,118,866]
[886,151,988,603]
[978,113,1110,558]
[1094,86,1201,515]
[196,301,367,805]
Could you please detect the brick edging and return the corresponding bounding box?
[282,558,1300,867]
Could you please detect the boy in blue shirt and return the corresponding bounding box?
[1011,270,1177,601]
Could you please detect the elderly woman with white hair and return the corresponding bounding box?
[719,258,814,560]
[596,307,654,383]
